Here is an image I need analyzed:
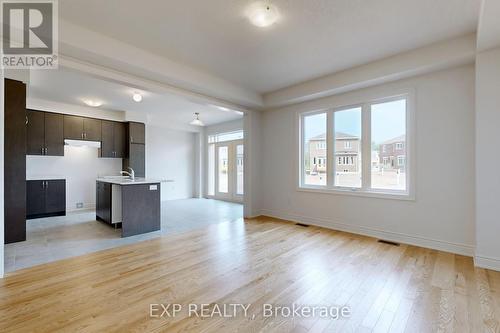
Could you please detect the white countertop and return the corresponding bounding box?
[27,176,66,181]
[96,177,161,186]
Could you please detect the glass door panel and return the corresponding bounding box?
[217,145,229,194]
[236,144,244,196]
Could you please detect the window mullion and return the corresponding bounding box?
[327,110,334,188]
[361,104,371,190]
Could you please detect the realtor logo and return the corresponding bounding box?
[1,0,58,68]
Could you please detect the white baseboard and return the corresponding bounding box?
[474,256,500,271]
[260,209,475,257]
[67,204,95,213]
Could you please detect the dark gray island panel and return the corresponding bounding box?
[121,183,161,237]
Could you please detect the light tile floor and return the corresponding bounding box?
[4,199,243,273]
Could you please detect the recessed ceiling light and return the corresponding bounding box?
[246,1,280,28]
[83,99,103,107]
[132,93,143,102]
[190,112,205,126]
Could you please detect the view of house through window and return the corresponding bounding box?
[371,99,407,191]
[300,96,409,195]
[334,107,362,188]
[303,113,327,186]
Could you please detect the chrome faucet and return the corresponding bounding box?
[120,167,135,181]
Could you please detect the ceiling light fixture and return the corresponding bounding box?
[190,112,205,126]
[132,93,143,102]
[246,1,280,28]
[83,99,103,107]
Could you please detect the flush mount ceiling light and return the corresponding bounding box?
[83,99,103,107]
[190,112,205,126]
[246,1,280,28]
[132,93,143,103]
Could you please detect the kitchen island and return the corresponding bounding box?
[96,177,161,237]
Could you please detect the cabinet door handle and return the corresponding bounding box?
[41,147,44,155]
[44,147,47,155]
[46,181,48,189]
[26,116,29,125]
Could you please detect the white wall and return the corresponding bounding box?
[205,118,243,135]
[475,47,500,270]
[260,65,476,255]
[26,147,122,211]
[145,125,195,200]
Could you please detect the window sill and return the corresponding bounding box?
[297,186,415,201]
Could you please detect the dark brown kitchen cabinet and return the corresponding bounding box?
[96,181,111,224]
[129,122,145,144]
[64,115,101,141]
[5,78,27,243]
[64,115,84,140]
[26,179,66,219]
[100,121,126,158]
[27,110,64,156]
[124,143,145,177]
[45,112,65,156]
[83,118,102,141]
[100,121,115,157]
[123,122,146,177]
[26,110,45,155]
[114,121,127,158]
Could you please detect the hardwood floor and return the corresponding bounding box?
[1,216,499,332]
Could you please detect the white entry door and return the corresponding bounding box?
[215,140,243,202]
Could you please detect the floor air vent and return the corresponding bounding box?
[378,239,400,246]
[295,223,309,227]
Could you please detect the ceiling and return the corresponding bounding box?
[28,68,243,129]
[59,0,481,94]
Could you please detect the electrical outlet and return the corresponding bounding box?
[76,202,84,209]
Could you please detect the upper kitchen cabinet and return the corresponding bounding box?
[45,112,64,156]
[83,118,102,141]
[129,122,145,144]
[26,110,45,155]
[100,120,127,158]
[123,122,146,177]
[113,121,127,158]
[64,115,84,140]
[27,110,64,156]
[64,115,101,141]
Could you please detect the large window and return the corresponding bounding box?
[302,113,327,186]
[334,107,362,188]
[299,96,411,198]
[371,99,407,191]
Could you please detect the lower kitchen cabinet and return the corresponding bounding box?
[27,180,66,219]
[96,181,112,224]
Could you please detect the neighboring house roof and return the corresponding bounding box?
[309,132,359,141]
[380,135,405,145]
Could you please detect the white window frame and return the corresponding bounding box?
[297,93,415,200]
[396,142,404,150]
